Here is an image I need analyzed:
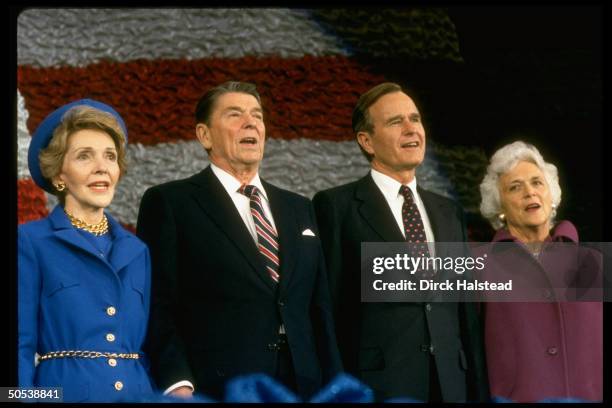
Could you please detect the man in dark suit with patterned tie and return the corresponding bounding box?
[137,81,342,400]
[313,83,488,402]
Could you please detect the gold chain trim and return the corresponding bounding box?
[65,210,109,236]
[39,350,139,361]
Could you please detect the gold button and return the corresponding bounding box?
[106,306,116,316]
[114,381,123,391]
[108,358,117,367]
[106,333,116,342]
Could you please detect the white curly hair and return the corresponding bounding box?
[479,141,562,230]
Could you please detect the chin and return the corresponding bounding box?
[93,203,112,210]
[525,220,548,229]
[399,160,422,169]
[89,197,114,209]
[241,156,263,165]
[400,154,424,165]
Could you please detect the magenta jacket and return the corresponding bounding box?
[480,221,602,402]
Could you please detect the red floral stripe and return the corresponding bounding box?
[121,223,136,234]
[18,179,48,224]
[18,56,386,144]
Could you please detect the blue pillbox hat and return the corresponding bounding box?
[27,99,127,193]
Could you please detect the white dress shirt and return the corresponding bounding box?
[370,169,436,256]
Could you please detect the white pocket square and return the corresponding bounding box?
[302,229,316,237]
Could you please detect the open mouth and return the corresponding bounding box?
[400,141,419,148]
[88,181,110,191]
[239,137,258,145]
[524,203,541,211]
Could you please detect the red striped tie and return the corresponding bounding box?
[239,185,280,283]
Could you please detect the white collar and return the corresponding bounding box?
[370,168,418,201]
[210,163,268,200]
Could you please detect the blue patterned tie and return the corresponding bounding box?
[239,185,280,283]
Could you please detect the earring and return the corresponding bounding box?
[54,182,66,192]
[551,204,557,218]
[498,213,506,222]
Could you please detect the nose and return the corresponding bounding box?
[243,112,259,129]
[401,120,417,135]
[523,184,536,197]
[93,155,109,174]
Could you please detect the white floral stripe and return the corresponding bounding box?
[22,133,483,228]
[84,139,468,227]
[19,100,482,227]
[17,90,32,179]
[18,8,349,67]
[95,138,374,226]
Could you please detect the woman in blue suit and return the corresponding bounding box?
[18,99,155,402]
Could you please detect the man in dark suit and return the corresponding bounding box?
[137,81,342,400]
[313,82,488,402]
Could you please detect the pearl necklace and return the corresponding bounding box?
[65,210,109,236]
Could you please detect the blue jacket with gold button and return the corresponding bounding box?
[18,205,155,402]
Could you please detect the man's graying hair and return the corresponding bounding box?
[352,82,403,162]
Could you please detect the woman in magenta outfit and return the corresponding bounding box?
[477,141,602,402]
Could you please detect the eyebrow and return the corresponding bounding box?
[508,175,543,184]
[71,146,117,153]
[384,113,420,125]
[223,106,263,114]
[384,114,404,125]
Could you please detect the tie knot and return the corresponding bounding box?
[239,184,259,198]
[399,185,414,202]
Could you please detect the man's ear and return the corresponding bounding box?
[357,131,375,156]
[196,123,212,150]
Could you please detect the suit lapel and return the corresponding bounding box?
[191,167,276,293]
[106,213,145,272]
[263,181,298,292]
[418,187,454,243]
[356,174,405,242]
[49,206,123,275]
[51,210,103,260]
[418,187,466,272]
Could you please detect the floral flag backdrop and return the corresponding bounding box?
[17,8,488,230]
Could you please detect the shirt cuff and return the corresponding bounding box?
[163,380,195,396]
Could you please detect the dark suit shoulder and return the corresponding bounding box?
[313,176,369,214]
[313,177,365,206]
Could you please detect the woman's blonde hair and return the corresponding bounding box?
[39,105,127,201]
